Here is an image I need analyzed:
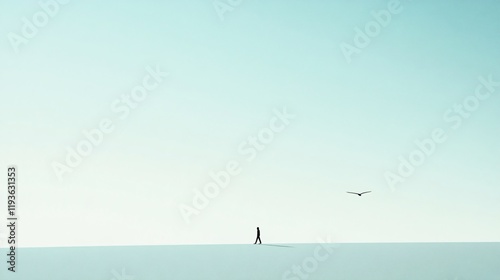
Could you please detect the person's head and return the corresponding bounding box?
[257,227,259,229]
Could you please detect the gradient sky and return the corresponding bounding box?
[1,0,500,247]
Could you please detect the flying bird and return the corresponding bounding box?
[346,191,371,196]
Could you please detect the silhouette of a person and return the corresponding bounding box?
[254,227,261,244]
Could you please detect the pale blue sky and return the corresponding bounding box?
[1,0,499,247]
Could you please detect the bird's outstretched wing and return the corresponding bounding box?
[346,192,360,195]
[359,191,372,195]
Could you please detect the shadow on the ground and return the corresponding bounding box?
[259,244,294,248]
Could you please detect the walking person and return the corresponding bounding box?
[254,227,262,244]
